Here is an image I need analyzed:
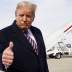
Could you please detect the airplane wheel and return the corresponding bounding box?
[55,53,61,59]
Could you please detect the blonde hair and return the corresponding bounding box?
[15,1,37,16]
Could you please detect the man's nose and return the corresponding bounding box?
[23,15,27,21]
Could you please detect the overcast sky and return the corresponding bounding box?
[0,0,72,49]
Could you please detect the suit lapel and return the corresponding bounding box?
[30,27,41,55]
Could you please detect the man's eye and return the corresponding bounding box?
[18,14,32,18]
[19,14,24,17]
[26,15,32,18]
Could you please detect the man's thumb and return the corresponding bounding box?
[8,41,14,49]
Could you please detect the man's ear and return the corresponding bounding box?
[32,15,35,21]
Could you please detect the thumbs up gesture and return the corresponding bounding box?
[2,41,14,69]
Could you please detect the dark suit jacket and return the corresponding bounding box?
[0,20,49,72]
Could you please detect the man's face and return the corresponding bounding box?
[15,6,34,31]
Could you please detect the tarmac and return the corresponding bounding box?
[47,57,72,72]
[0,57,72,72]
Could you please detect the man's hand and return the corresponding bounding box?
[2,41,14,69]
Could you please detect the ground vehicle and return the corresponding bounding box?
[46,43,63,59]
[46,41,72,59]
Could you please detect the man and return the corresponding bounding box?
[0,1,49,72]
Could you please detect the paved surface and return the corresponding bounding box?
[47,57,72,72]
